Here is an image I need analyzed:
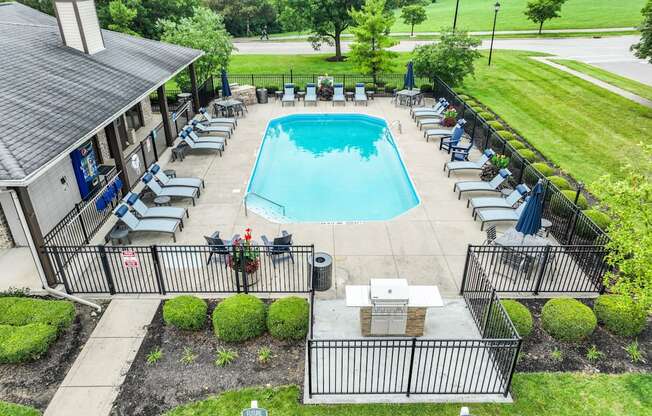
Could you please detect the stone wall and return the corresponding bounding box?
[360,307,427,337]
[232,85,257,105]
[0,208,14,249]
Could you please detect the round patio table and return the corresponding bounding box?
[109,227,131,245]
[154,196,171,207]
[297,91,306,101]
[345,91,354,101]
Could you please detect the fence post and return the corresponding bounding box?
[98,245,116,295]
[405,338,417,397]
[460,245,472,295]
[240,244,249,294]
[75,203,90,245]
[290,69,293,83]
[51,247,72,293]
[482,291,495,338]
[151,245,166,295]
[504,339,522,397]
[251,74,255,86]
[343,74,346,89]
[565,183,584,244]
[483,124,490,149]
[533,244,551,295]
[307,339,313,398]
[282,74,285,87]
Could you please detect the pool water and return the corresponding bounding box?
[246,114,420,222]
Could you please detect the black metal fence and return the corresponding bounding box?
[43,244,314,295]
[433,77,609,247]
[461,244,608,295]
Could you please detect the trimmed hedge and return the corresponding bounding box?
[594,294,647,337]
[458,94,470,100]
[0,323,58,363]
[531,162,555,177]
[583,209,611,231]
[547,175,572,190]
[465,99,479,107]
[541,298,597,342]
[471,105,484,113]
[517,149,537,162]
[501,300,533,338]
[507,139,525,150]
[0,297,74,333]
[0,401,41,416]
[478,111,495,121]
[267,297,309,340]
[500,131,516,141]
[487,120,505,131]
[212,294,266,342]
[551,190,589,216]
[163,296,208,331]
[419,84,433,93]
[562,190,588,209]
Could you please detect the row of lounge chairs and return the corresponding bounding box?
[281,83,369,106]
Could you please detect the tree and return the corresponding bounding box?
[632,0,652,62]
[207,0,277,37]
[17,0,53,15]
[287,0,364,61]
[272,0,309,32]
[106,0,139,36]
[400,4,426,37]
[159,7,234,90]
[412,28,480,87]
[349,0,397,84]
[524,0,566,34]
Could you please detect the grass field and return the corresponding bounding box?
[551,59,652,102]
[390,0,646,33]
[165,373,652,416]
[229,54,411,73]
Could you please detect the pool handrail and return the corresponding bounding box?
[244,192,286,217]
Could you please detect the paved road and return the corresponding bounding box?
[234,35,652,86]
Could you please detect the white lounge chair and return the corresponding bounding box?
[444,149,495,177]
[475,198,529,230]
[282,83,295,106]
[453,168,512,200]
[190,120,232,138]
[469,184,530,216]
[113,203,180,242]
[182,127,226,146]
[198,108,237,127]
[411,98,448,117]
[180,134,224,156]
[332,83,345,106]
[142,173,198,205]
[305,83,317,106]
[354,83,367,106]
[149,164,204,194]
[122,192,188,226]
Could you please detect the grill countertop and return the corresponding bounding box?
[345,285,444,308]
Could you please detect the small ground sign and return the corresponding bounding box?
[121,250,139,269]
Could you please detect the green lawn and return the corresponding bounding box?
[0,401,41,416]
[551,59,652,102]
[228,54,413,74]
[390,0,645,33]
[164,373,652,416]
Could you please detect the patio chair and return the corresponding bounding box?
[332,83,345,106]
[304,83,317,106]
[142,172,198,206]
[444,149,495,177]
[440,122,467,153]
[182,127,226,146]
[198,107,237,127]
[281,83,295,107]
[425,119,466,142]
[122,192,188,227]
[484,225,498,244]
[260,230,294,267]
[113,203,180,242]
[354,83,367,106]
[410,98,447,117]
[149,164,204,194]
[475,198,529,230]
[453,168,512,200]
[180,133,224,157]
[469,184,530,216]
[190,119,232,138]
[204,231,239,265]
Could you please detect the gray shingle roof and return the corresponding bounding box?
[0,2,202,182]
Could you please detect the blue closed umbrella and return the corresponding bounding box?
[515,181,544,236]
[404,61,415,90]
[221,69,232,98]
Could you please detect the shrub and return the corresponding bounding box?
[500,131,516,141]
[547,175,572,190]
[0,297,74,333]
[419,84,433,93]
[384,84,396,93]
[0,323,58,363]
[163,296,207,331]
[265,85,278,94]
[478,111,495,121]
[507,139,525,150]
[583,209,611,231]
[562,190,589,209]
[501,300,533,338]
[364,83,375,91]
[541,298,597,342]
[531,162,555,177]
[212,294,266,342]
[487,120,505,131]
[465,99,478,106]
[594,294,647,337]
[517,149,537,162]
[458,94,470,100]
[471,105,484,113]
[267,297,309,340]
[0,401,41,416]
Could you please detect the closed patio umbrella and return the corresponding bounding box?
[221,69,232,98]
[515,180,544,237]
[404,61,415,90]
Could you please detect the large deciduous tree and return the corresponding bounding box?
[206,0,277,37]
[632,0,652,62]
[106,0,139,36]
[400,4,427,37]
[524,0,566,34]
[159,7,234,90]
[349,0,397,84]
[412,28,480,87]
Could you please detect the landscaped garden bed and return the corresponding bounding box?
[0,296,105,411]
[111,296,306,416]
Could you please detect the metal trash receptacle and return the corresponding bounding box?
[309,252,332,291]
[256,88,268,104]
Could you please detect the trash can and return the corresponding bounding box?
[256,88,268,104]
[309,252,332,291]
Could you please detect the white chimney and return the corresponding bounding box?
[53,0,105,54]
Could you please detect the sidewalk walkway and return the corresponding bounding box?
[45,299,159,416]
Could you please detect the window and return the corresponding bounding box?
[125,103,144,130]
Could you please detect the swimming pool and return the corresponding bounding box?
[246,114,420,222]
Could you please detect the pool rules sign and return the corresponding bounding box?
[121,250,139,269]
[242,401,267,416]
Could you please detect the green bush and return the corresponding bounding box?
[458,94,470,100]
[488,120,505,131]
[500,131,516,141]
[265,85,279,94]
[478,111,495,121]
[364,83,375,91]
[547,175,572,190]
[0,323,58,363]
[594,295,647,337]
[471,105,484,113]
[0,401,41,416]
[563,190,588,209]
[385,84,396,93]
[582,209,611,231]
[212,294,266,342]
[541,298,597,342]
[501,300,533,338]
[531,162,555,177]
[267,297,309,340]
[465,99,478,106]
[419,84,433,93]
[517,149,537,162]
[163,296,208,331]
[0,297,74,333]
[550,190,589,216]
[507,139,525,150]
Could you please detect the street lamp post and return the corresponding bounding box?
[453,0,460,30]
[488,2,500,66]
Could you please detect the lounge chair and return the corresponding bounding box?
[475,198,529,230]
[204,231,239,265]
[281,83,295,107]
[113,203,180,242]
[198,107,237,127]
[354,83,367,106]
[122,192,188,226]
[425,119,466,142]
[180,133,224,157]
[190,119,232,138]
[182,127,226,146]
[149,164,204,194]
[304,83,317,106]
[469,184,530,216]
[261,231,294,267]
[411,98,447,118]
[142,172,198,206]
[332,83,345,106]
[453,168,512,200]
[444,149,495,177]
[439,122,467,153]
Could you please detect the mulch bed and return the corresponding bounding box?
[516,298,651,373]
[111,300,305,416]
[0,299,107,411]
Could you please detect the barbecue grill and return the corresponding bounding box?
[369,279,409,335]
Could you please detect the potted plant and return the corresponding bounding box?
[227,228,260,276]
[442,107,458,127]
[318,75,334,100]
[481,154,510,181]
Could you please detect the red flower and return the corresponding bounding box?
[244,227,252,241]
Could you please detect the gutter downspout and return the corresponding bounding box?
[8,190,102,313]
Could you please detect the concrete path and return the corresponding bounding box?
[533,56,652,109]
[45,299,159,416]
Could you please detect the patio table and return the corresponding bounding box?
[395,89,422,107]
[494,228,550,279]
[494,227,550,247]
[213,99,243,117]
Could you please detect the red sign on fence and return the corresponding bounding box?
[121,250,140,269]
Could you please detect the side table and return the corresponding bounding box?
[154,196,171,206]
[109,226,131,245]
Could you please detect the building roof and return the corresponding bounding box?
[0,2,202,183]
